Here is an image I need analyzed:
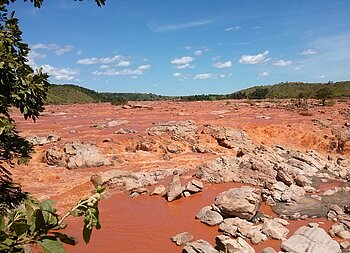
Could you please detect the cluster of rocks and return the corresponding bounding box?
[44,141,111,169]
[114,128,136,134]
[26,134,60,146]
[93,167,187,191]
[202,125,255,151]
[147,120,198,144]
[90,167,204,200]
[198,124,350,185]
[173,186,343,253]
[194,187,289,246]
[161,175,203,201]
[91,119,129,129]
[178,223,342,253]
[328,205,350,245]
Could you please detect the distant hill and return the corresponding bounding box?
[46,81,350,104]
[46,84,103,104]
[233,81,350,99]
[46,84,171,104]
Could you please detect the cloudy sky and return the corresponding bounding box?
[9,0,350,95]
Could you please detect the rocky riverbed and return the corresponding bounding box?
[11,99,350,252]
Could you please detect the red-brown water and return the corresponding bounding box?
[63,182,333,253]
[65,183,242,253]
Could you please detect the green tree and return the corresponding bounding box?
[248,87,269,99]
[316,87,333,106]
[0,1,106,252]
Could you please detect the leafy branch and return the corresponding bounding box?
[0,186,105,253]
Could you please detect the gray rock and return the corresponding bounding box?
[171,232,194,246]
[261,247,277,253]
[150,185,166,196]
[148,120,198,144]
[203,125,255,151]
[192,145,212,153]
[218,219,238,237]
[215,235,255,253]
[214,187,262,220]
[196,206,213,220]
[135,140,155,152]
[199,210,223,226]
[182,239,218,253]
[114,128,136,134]
[166,175,182,202]
[185,179,203,193]
[295,175,311,187]
[64,141,111,169]
[281,226,341,253]
[276,170,294,186]
[27,134,60,146]
[44,146,64,166]
[167,144,183,154]
[262,218,289,240]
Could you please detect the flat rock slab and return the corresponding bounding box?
[281,226,341,253]
[273,188,350,219]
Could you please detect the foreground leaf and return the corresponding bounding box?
[38,238,66,253]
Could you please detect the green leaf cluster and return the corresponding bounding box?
[0,187,105,252]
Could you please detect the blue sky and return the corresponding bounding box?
[9,0,350,95]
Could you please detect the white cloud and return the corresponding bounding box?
[77,55,131,67]
[194,50,203,56]
[77,50,82,56]
[224,26,241,32]
[115,60,131,67]
[32,43,74,55]
[148,19,215,32]
[99,65,110,69]
[175,63,195,69]
[273,60,293,66]
[137,64,151,70]
[212,61,232,68]
[173,72,190,80]
[294,66,303,71]
[258,71,269,77]
[41,64,78,81]
[239,50,270,64]
[170,56,194,65]
[183,46,192,50]
[92,68,144,76]
[77,58,98,65]
[171,56,195,69]
[193,73,215,80]
[300,49,318,55]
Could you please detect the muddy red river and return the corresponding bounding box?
[10,100,350,252]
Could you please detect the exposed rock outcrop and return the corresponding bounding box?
[167,175,183,202]
[44,141,110,169]
[214,187,262,220]
[281,226,341,253]
[27,134,60,146]
[148,120,198,144]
